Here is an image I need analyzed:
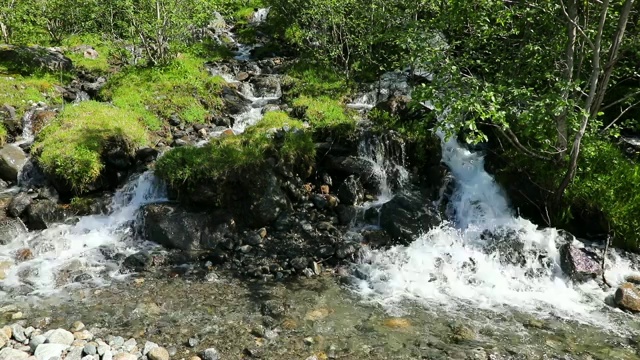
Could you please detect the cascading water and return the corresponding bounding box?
[355,133,637,330]
[0,171,166,298]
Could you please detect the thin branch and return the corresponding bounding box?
[560,0,595,49]
[481,122,551,160]
[600,89,640,111]
[600,99,640,134]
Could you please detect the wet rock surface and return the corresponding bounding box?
[559,243,602,282]
[379,190,440,244]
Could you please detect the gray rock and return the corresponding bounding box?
[203,347,220,360]
[23,326,34,338]
[559,243,602,282]
[0,218,27,245]
[83,343,97,355]
[81,356,96,360]
[148,346,170,360]
[379,191,440,244]
[8,192,32,217]
[46,328,74,346]
[108,336,124,349]
[122,338,137,352]
[335,205,357,225]
[66,346,84,360]
[337,175,364,205]
[26,200,70,230]
[11,323,27,342]
[97,343,109,356]
[102,349,113,360]
[0,348,30,360]
[0,45,73,72]
[34,343,68,360]
[113,353,137,360]
[30,335,47,352]
[0,144,27,182]
[143,341,158,355]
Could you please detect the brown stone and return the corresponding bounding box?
[320,185,329,194]
[15,248,33,262]
[625,274,640,285]
[382,318,411,329]
[614,282,640,312]
[236,72,250,81]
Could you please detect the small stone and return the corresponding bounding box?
[0,326,10,340]
[66,346,84,360]
[625,274,640,285]
[0,332,8,349]
[97,344,110,356]
[34,343,68,360]
[148,346,170,360]
[24,327,34,338]
[11,311,23,320]
[113,353,137,360]
[71,321,85,332]
[46,329,74,346]
[187,337,199,347]
[108,336,124,349]
[122,338,137,352]
[74,330,93,341]
[30,335,47,352]
[0,348,30,359]
[189,357,202,360]
[102,349,113,360]
[143,341,158,355]
[202,347,220,360]
[257,228,267,238]
[15,248,33,262]
[11,324,27,342]
[382,317,411,329]
[83,343,97,355]
[303,337,314,345]
[81,356,96,360]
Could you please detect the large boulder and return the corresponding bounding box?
[0,105,20,138]
[0,218,27,245]
[142,203,235,251]
[222,86,251,115]
[0,45,72,72]
[559,243,602,282]
[249,75,281,98]
[26,199,71,230]
[379,190,440,244]
[337,175,364,205]
[614,282,640,312]
[0,144,28,182]
[242,169,291,227]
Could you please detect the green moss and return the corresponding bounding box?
[292,95,356,134]
[156,111,315,189]
[33,101,149,192]
[0,123,6,146]
[0,72,63,112]
[61,34,114,72]
[102,54,226,130]
[284,62,352,98]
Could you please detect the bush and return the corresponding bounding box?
[156,110,315,189]
[33,101,149,192]
[101,54,226,130]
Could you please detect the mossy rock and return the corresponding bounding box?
[33,101,149,195]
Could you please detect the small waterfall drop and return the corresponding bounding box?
[0,171,166,297]
[355,133,636,329]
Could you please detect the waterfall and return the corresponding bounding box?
[0,171,166,297]
[354,134,636,329]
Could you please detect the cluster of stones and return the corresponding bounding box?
[0,321,220,360]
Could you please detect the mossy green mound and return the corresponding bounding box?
[0,72,63,113]
[156,111,314,190]
[292,95,356,135]
[0,124,6,145]
[61,34,116,73]
[102,54,226,130]
[33,101,149,193]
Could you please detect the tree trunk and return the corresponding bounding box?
[556,0,578,158]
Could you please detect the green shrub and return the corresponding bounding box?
[292,95,356,134]
[156,110,314,189]
[33,101,149,192]
[284,62,352,98]
[101,54,226,130]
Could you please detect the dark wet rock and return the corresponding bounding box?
[0,218,27,244]
[559,243,602,282]
[250,75,281,98]
[122,252,154,272]
[625,274,640,285]
[0,45,73,72]
[26,199,71,230]
[69,193,112,216]
[136,147,159,164]
[373,95,413,119]
[363,230,392,248]
[8,193,33,217]
[335,205,357,225]
[379,191,440,243]
[142,203,235,251]
[290,257,308,270]
[222,86,251,114]
[337,175,364,205]
[614,282,640,312]
[0,144,28,182]
[17,159,48,189]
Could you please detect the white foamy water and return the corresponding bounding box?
[0,171,166,297]
[356,134,636,328]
